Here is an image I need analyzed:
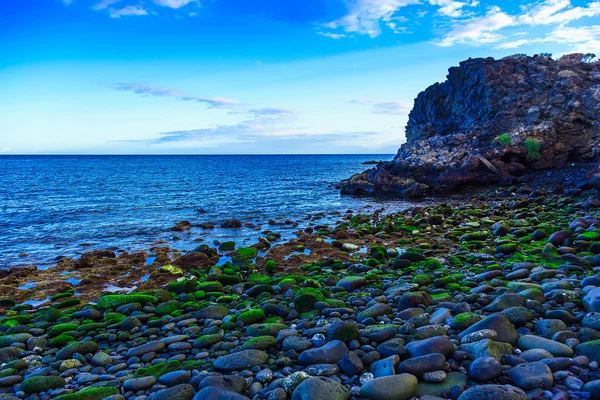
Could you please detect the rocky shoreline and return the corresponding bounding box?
[2,175,600,399]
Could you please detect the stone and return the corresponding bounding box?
[457,384,527,400]
[155,384,195,400]
[123,376,158,391]
[21,376,66,394]
[339,352,364,376]
[576,339,600,362]
[327,320,359,343]
[126,340,165,357]
[359,374,418,400]
[291,377,349,400]
[406,336,454,358]
[213,350,268,371]
[298,340,348,365]
[458,315,518,345]
[416,371,468,398]
[469,356,503,382]
[518,335,573,357]
[369,355,400,378]
[336,276,366,292]
[193,387,250,400]
[507,362,553,389]
[356,303,392,322]
[459,339,513,361]
[399,353,446,377]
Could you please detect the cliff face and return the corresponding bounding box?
[340,53,600,197]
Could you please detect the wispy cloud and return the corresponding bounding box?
[435,0,600,48]
[62,0,74,4]
[428,0,479,18]
[317,32,348,39]
[519,0,600,25]
[92,0,121,11]
[113,83,241,109]
[434,6,514,46]
[319,0,481,38]
[352,98,413,115]
[109,5,148,18]
[323,0,420,38]
[153,0,197,9]
[116,107,297,145]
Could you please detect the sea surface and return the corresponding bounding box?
[0,155,420,269]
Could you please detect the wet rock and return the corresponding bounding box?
[359,374,418,400]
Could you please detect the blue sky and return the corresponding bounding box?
[1,0,599,154]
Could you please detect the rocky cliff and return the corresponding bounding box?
[340,53,600,197]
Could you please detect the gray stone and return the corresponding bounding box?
[518,335,573,357]
[155,384,195,400]
[406,336,454,358]
[359,374,418,400]
[291,377,349,400]
[126,340,165,357]
[469,356,503,382]
[213,350,268,371]
[298,340,348,366]
[458,315,518,345]
[123,376,157,391]
[507,362,553,389]
[457,384,527,400]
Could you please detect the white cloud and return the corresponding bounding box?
[545,24,600,43]
[153,0,196,9]
[519,0,600,25]
[435,6,515,46]
[323,0,420,38]
[93,0,120,10]
[496,39,530,49]
[433,0,600,48]
[543,25,600,53]
[0,148,11,153]
[114,83,241,108]
[317,32,348,39]
[109,5,148,18]
[352,98,413,115]
[428,0,477,18]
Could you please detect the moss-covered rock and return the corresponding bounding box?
[167,280,197,294]
[48,323,79,337]
[241,335,277,350]
[160,264,184,276]
[239,309,265,325]
[236,247,258,259]
[265,259,277,273]
[96,294,157,310]
[21,376,66,394]
[54,387,120,400]
[293,287,325,313]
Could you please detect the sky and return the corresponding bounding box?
[0,0,599,154]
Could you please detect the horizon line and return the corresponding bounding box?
[0,153,396,156]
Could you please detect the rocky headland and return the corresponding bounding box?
[340,53,600,197]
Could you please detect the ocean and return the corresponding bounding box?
[0,154,419,269]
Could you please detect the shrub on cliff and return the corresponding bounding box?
[496,133,511,146]
[524,139,541,160]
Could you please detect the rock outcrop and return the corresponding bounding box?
[340,53,600,197]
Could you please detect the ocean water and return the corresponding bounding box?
[0,155,418,269]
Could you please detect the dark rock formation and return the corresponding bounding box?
[341,53,600,197]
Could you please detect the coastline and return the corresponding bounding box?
[3,172,600,398]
